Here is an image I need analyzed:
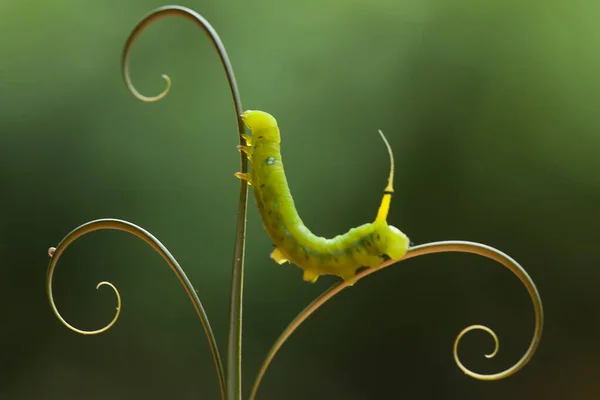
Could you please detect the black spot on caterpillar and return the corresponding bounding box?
[235,110,409,284]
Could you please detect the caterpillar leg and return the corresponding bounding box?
[234,172,252,186]
[303,270,320,283]
[237,145,253,161]
[242,134,252,146]
[341,271,358,286]
[270,247,288,264]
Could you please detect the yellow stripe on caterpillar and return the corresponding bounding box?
[240,110,409,283]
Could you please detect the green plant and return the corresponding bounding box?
[45,5,544,400]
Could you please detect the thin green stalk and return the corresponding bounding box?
[121,6,247,399]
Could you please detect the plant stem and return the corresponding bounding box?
[46,219,227,398]
[249,241,543,399]
[227,182,249,400]
[121,6,248,399]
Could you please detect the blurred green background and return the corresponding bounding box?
[2,0,599,399]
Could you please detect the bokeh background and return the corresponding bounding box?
[2,0,599,399]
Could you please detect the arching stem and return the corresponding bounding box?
[46,219,226,398]
[248,241,543,400]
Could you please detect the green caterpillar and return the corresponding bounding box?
[235,110,409,283]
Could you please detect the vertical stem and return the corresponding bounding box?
[121,6,248,399]
[228,181,248,400]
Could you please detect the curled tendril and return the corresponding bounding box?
[248,241,543,400]
[454,324,499,361]
[46,270,122,336]
[121,5,243,116]
[121,6,248,400]
[46,218,226,400]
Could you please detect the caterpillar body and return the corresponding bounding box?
[235,110,409,284]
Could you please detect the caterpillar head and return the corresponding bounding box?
[375,223,409,261]
[241,110,280,143]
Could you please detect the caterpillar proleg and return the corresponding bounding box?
[235,110,409,284]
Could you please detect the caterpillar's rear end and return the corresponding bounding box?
[236,110,409,284]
